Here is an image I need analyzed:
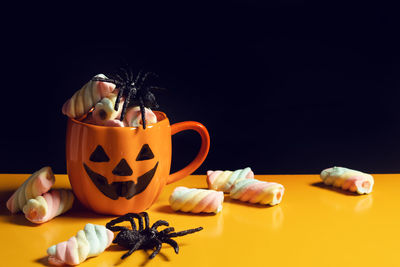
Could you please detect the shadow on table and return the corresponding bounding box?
[107,245,171,266]
[155,205,218,216]
[35,256,50,266]
[310,182,360,196]
[0,189,37,226]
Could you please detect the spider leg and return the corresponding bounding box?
[121,68,130,81]
[115,72,124,83]
[119,87,135,121]
[167,227,203,238]
[124,213,145,231]
[141,72,157,84]
[151,220,169,231]
[91,77,117,84]
[159,227,174,235]
[115,86,124,112]
[139,212,150,229]
[121,238,145,259]
[139,96,146,129]
[135,70,143,85]
[128,68,134,82]
[106,216,133,232]
[106,213,144,232]
[163,238,179,254]
[149,239,162,259]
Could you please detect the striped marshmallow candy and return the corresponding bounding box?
[92,93,124,126]
[169,186,224,214]
[320,166,374,194]
[47,223,114,266]
[124,106,157,127]
[23,189,74,224]
[230,179,285,206]
[6,166,55,213]
[207,167,254,192]
[62,74,116,119]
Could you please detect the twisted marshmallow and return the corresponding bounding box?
[207,167,254,192]
[92,93,124,125]
[23,189,74,224]
[125,106,157,127]
[320,166,374,194]
[169,186,224,214]
[47,224,114,266]
[6,166,55,213]
[230,179,285,206]
[62,74,116,119]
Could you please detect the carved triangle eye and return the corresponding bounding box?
[136,144,154,161]
[90,145,110,162]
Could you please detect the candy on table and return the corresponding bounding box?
[22,189,74,224]
[125,106,157,127]
[6,166,55,213]
[47,223,114,266]
[169,186,224,214]
[320,166,374,194]
[230,179,285,206]
[92,93,124,125]
[62,74,116,119]
[207,167,254,192]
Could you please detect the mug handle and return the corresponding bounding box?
[167,121,210,184]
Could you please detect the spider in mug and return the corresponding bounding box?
[92,68,161,129]
[106,212,203,260]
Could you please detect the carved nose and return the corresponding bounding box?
[112,158,133,176]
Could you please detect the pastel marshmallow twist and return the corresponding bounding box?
[47,223,114,266]
[62,74,116,119]
[92,93,124,125]
[125,106,157,127]
[6,166,55,213]
[169,186,224,214]
[23,189,74,224]
[320,166,374,194]
[207,167,254,192]
[230,179,285,206]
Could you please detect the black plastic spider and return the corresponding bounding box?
[106,212,203,260]
[91,68,161,129]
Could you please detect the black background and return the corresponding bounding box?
[2,2,400,175]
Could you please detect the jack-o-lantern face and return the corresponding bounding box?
[83,144,159,200]
[66,111,210,215]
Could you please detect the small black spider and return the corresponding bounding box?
[91,68,161,129]
[106,212,203,260]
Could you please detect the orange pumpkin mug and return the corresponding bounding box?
[66,111,210,215]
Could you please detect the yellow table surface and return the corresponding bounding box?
[0,173,399,267]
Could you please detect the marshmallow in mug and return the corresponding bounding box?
[92,93,124,125]
[125,106,157,127]
[62,74,116,119]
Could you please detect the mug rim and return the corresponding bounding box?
[68,110,168,129]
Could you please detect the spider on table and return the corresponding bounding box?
[106,212,203,260]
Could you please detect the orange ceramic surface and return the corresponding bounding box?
[1,173,399,267]
[66,111,210,215]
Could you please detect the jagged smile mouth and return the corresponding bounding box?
[83,162,159,200]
